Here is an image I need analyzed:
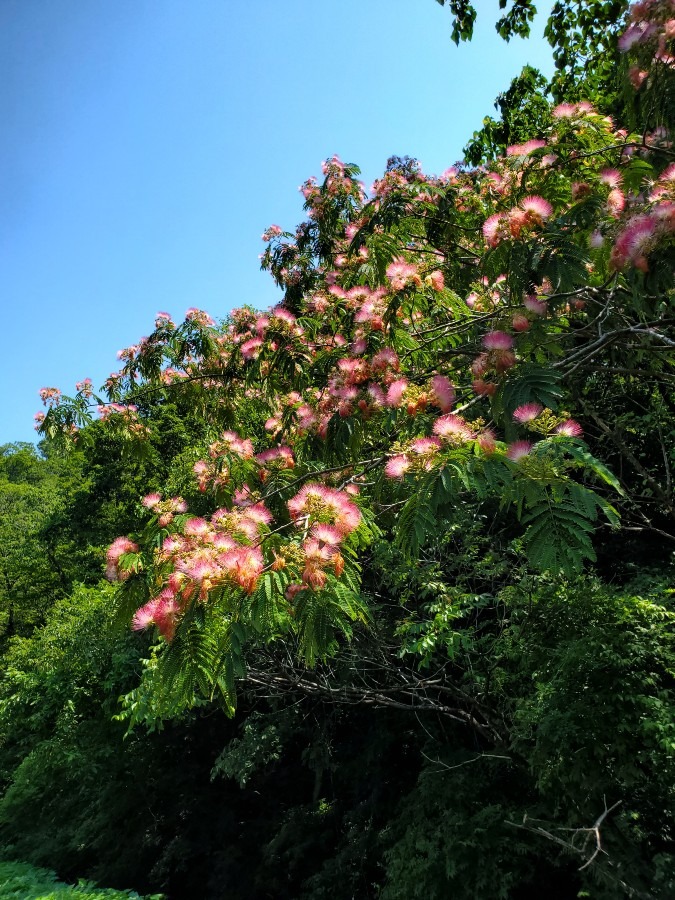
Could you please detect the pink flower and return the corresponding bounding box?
[524,295,547,316]
[185,307,215,326]
[142,492,162,509]
[513,403,543,424]
[241,337,264,360]
[184,517,211,537]
[430,375,455,412]
[410,437,442,455]
[385,455,411,479]
[520,195,553,221]
[433,414,473,443]
[288,483,361,535]
[599,169,622,188]
[555,419,583,437]
[107,536,140,564]
[607,188,626,218]
[512,314,530,332]
[132,599,160,632]
[386,379,409,408]
[482,331,514,351]
[483,213,505,248]
[311,523,344,547]
[386,258,420,291]
[552,103,577,118]
[429,270,445,291]
[477,430,497,454]
[506,139,546,157]
[506,441,533,461]
[372,348,400,371]
[256,446,295,469]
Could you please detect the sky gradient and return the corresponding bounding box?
[1,0,555,445]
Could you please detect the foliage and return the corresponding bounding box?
[36,0,675,722]
[0,2,673,897]
[0,861,160,899]
[0,444,86,642]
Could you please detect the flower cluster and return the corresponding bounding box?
[39,4,673,653]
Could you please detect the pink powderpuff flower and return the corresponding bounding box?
[152,594,181,641]
[429,270,445,291]
[212,533,238,552]
[524,295,548,316]
[311,523,344,547]
[75,377,93,395]
[296,404,317,430]
[512,314,530,332]
[184,517,212,537]
[242,503,273,527]
[482,331,514,351]
[261,224,283,241]
[386,258,420,291]
[142,492,163,509]
[506,441,533,462]
[161,536,185,557]
[555,419,583,437]
[483,213,506,248]
[302,538,335,566]
[507,207,529,239]
[477,430,497,455]
[433,414,473,443]
[241,337,264,360]
[385,455,411,479]
[521,195,553,221]
[430,375,455,413]
[107,536,140,564]
[618,20,655,52]
[270,306,297,326]
[386,378,409,408]
[659,163,675,185]
[256,446,295,469]
[288,483,361,535]
[513,403,543,424]
[185,308,215,326]
[552,102,577,118]
[410,437,442,455]
[367,384,387,407]
[506,139,546,157]
[599,169,622,188]
[221,545,264,594]
[219,431,254,458]
[371,348,400,371]
[607,188,626,218]
[610,214,658,270]
[473,379,497,397]
[628,66,648,89]
[39,387,62,406]
[132,599,161,631]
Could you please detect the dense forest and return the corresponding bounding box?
[2,2,675,897]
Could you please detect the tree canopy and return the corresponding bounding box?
[1,2,674,897]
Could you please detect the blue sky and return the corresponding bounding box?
[1,0,555,446]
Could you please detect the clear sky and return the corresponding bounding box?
[1,0,555,446]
